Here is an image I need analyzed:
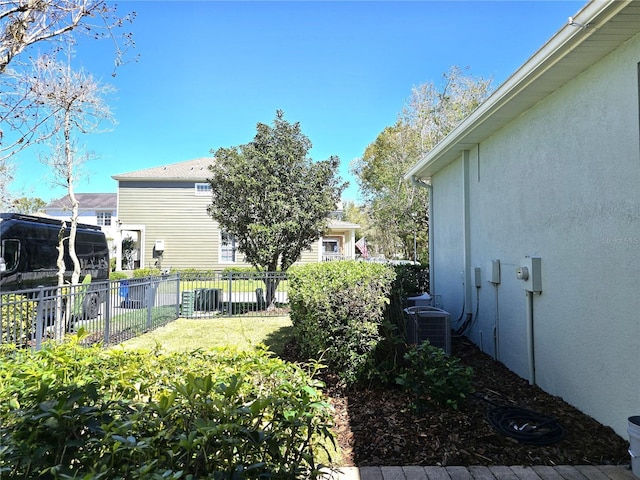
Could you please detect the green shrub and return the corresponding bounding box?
[0,335,335,479]
[395,341,474,410]
[0,294,36,345]
[364,264,431,385]
[178,268,219,280]
[287,263,471,409]
[288,261,395,385]
[222,266,260,274]
[393,264,427,298]
[109,271,130,281]
[385,264,430,332]
[132,267,163,278]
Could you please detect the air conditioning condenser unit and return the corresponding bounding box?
[403,306,451,355]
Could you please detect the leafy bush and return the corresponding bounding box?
[395,341,474,410]
[0,294,36,345]
[385,264,430,333]
[288,262,471,408]
[288,261,395,385]
[109,271,129,281]
[222,266,260,274]
[132,267,163,278]
[178,268,219,280]
[0,335,335,479]
[365,264,431,385]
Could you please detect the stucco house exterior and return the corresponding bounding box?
[405,0,639,437]
[41,193,119,251]
[111,157,359,271]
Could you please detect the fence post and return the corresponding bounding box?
[226,273,233,316]
[175,274,181,318]
[104,280,111,345]
[146,278,153,330]
[35,287,45,351]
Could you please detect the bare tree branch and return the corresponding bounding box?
[0,0,135,74]
[0,0,135,207]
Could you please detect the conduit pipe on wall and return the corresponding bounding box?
[526,290,535,385]
[493,284,500,361]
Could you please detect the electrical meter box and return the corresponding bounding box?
[517,256,542,293]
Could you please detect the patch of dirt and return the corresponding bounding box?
[282,337,631,467]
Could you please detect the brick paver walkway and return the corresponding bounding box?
[324,465,636,480]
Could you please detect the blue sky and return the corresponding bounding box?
[10,0,584,204]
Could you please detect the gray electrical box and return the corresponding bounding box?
[488,259,501,284]
[471,267,482,288]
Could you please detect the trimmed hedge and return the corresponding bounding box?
[288,261,395,385]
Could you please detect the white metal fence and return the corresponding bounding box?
[0,272,289,350]
[1,275,180,349]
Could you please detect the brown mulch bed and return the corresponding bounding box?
[281,337,631,467]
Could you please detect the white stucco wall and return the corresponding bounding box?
[431,33,640,436]
[431,159,465,322]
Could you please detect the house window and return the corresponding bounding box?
[195,183,212,196]
[220,232,236,262]
[97,212,112,226]
[323,239,339,254]
[322,238,342,261]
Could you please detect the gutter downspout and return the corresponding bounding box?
[410,175,433,293]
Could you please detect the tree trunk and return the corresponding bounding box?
[54,223,67,341]
[65,111,81,286]
[263,274,281,310]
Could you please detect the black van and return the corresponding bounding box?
[0,213,110,318]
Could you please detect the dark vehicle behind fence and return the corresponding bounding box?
[0,213,110,319]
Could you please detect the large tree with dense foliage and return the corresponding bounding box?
[351,66,493,263]
[207,111,346,305]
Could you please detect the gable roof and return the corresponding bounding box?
[112,157,214,182]
[405,0,640,181]
[45,193,117,210]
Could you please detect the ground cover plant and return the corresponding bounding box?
[0,333,334,479]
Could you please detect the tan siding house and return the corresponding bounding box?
[112,158,359,271]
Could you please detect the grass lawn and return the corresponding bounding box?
[119,315,294,355]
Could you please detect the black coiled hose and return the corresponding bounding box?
[486,405,565,445]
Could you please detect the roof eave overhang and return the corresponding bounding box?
[112,176,209,182]
[405,0,638,181]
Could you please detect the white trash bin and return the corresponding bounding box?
[629,416,640,478]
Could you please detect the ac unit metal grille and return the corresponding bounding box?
[404,306,451,355]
